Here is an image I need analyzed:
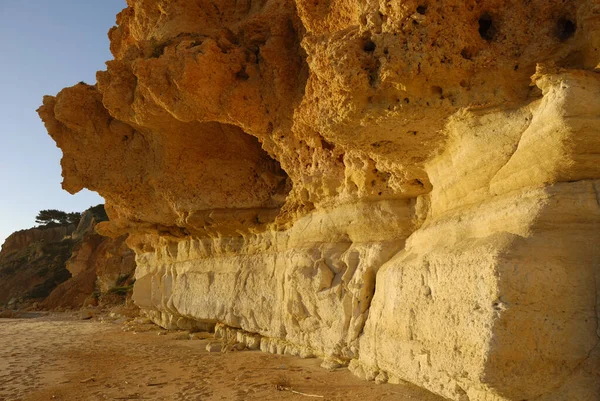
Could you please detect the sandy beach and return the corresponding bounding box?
[0,313,445,401]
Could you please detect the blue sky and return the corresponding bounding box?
[0,0,126,246]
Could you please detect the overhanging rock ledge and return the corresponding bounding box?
[38,1,600,400]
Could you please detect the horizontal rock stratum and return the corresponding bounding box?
[38,1,600,400]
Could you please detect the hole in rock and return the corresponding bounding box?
[371,140,393,148]
[412,179,425,188]
[321,137,335,151]
[363,40,376,52]
[556,17,576,41]
[478,13,496,41]
[151,43,167,58]
[416,5,428,15]
[431,86,443,95]
[235,67,249,80]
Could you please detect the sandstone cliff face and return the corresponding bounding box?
[0,225,76,305]
[41,207,137,309]
[38,1,600,400]
[0,226,75,255]
[0,207,136,310]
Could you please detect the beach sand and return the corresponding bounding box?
[0,313,446,401]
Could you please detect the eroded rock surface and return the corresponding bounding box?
[39,1,600,400]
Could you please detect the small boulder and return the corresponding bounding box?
[375,371,389,385]
[79,308,95,320]
[206,342,222,352]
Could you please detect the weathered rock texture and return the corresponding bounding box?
[39,1,600,400]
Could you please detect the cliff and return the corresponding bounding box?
[0,206,136,310]
[38,1,600,400]
[0,225,76,305]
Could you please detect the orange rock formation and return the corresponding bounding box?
[39,1,600,400]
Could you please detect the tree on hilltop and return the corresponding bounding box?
[35,209,81,227]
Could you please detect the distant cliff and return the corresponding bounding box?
[0,225,75,305]
[0,205,135,309]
